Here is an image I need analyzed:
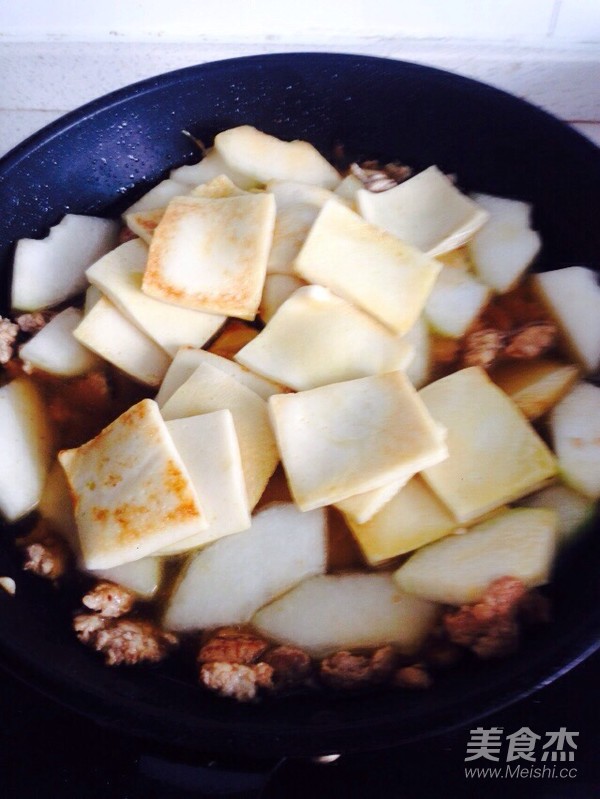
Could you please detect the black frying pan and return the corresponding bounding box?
[0,53,599,760]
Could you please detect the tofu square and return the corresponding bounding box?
[86,239,225,357]
[235,285,413,391]
[420,367,558,523]
[160,361,279,510]
[142,193,276,320]
[293,200,441,334]
[269,371,448,511]
[158,410,251,555]
[59,399,207,570]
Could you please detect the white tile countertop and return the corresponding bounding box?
[1,0,599,157]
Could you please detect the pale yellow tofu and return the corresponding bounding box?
[86,239,225,357]
[266,180,340,275]
[155,347,282,408]
[294,200,441,334]
[420,367,557,523]
[160,362,279,509]
[235,285,414,391]
[188,174,248,199]
[214,125,341,190]
[157,410,251,555]
[394,507,557,605]
[73,296,171,387]
[259,274,305,323]
[125,208,165,244]
[334,476,409,525]
[59,399,207,570]
[346,477,457,565]
[492,359,580,421]
[269,371,447,511]
[142,193,276,320]
[357,166,488,256]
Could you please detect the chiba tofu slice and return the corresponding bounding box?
[86,239,225,357]
[214,125,341,190]
[266,180,340,275]
[155,347,281,408]
[188,174,248,199]
[420,367,557,523]
[142,193,276,319]
[58,399,207,570]
[73,296,171,387]
[357,166,488,257]
[334,476,409,525]
[269,371,447,511]
[235,285,414,391]
[346,477,458,565]
[294,200,441,334]
[157,410,251,555]
[161,362,279,509]
[125,208,166,244]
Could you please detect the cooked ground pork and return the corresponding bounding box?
[82,581,136,618]
[320,645,397,690]
[73,614,178,666]
[199,661,274,702]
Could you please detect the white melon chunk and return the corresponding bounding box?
[125,207,165,244]
[334,477,409,525]
[123,178,189,216]
[468,193,541,293]
[347,477,458,565]
[253,573,439,657]
[142,193,276,319]
[357,166,488,257]
[516,483,595,545]
[157,411,251,555]
[400,316,431,389]
[549,382,600,499]
[160,362,279,509]
[236,285,414,391]
[420,367,557,523]
[73,296,171,387]
[266,180,339,275]
[259,274,305,323]
[214,126,341,190]
[394,507,557,605]
[169,148,259,190]
[59,399,207,570]
[0,378,54,522]
[269,371,447,511]
[533,266,600,373]
[11,214,119,311]
[155,347,281,408]
[492,359,580,421]
[38,461,79,550]
[424,265,491,338]
[19,307,100,376]
[163,502,327,631]
[294,200,441,335]
[93,557,162,599]
[86,239,225,357]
